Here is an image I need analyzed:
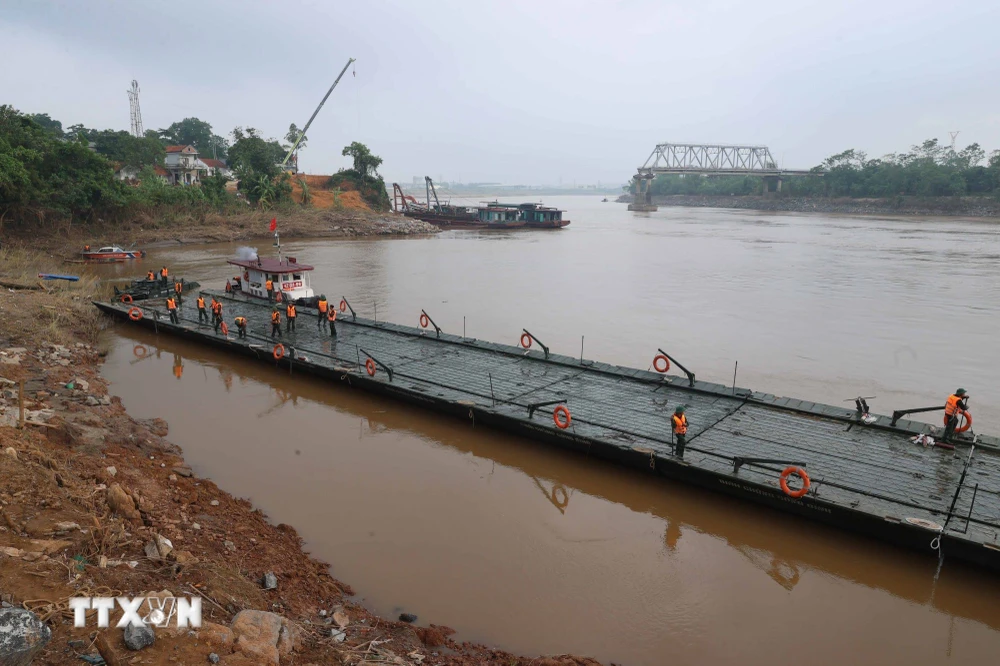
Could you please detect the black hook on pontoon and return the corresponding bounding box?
[522,329,550,359]
[340,296,357,321]
[420,309,442,338]
[657,348,695,387]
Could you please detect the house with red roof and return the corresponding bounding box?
[164,145,207,185]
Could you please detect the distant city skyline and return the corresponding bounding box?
[3,0,999,185]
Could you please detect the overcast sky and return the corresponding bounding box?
[2,0,999,185]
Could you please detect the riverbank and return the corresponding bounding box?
[3,207,438,258]
[0,248,599,665]
[616,194,1000,217]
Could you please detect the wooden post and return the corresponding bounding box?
[18,378,25,428]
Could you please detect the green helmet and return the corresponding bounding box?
[956,388,967,396]
[674,406,686,414]
[320,294,326,300]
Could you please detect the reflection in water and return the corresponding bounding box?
[103,326,1000,665]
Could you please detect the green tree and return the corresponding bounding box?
[90,130,165,169]
[285,123,307,152]
[342,141,383,178]
[228,127,289,206]
[159,117,228,158]
[28,113,63,138]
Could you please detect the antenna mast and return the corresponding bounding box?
[949,131,960,150]
[127,80,144,138]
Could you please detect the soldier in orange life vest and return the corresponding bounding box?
[317,295,329,330]
[234,315,248,339]
[233,275,242,291]
[146,270,155,282]
[160,266,169,284]
[270,308,282,338]
[196,295,208,323]
[165,295,179,324]
[211,298,223,333]
[327,306,337,337]
[285,302,297,332]
[942,389,971,441]
[174,279,183,303]
[672,406,688,459]
[265,278,274,302]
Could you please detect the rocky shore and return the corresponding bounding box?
[616,194,1000,217]
[0,248,599,666]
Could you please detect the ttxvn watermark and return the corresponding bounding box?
[69,596,202,628]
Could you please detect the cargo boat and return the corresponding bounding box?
[392,178,569,230]
[94,290,1000,572]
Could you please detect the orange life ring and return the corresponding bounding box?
[243,271,249,281]
[120,294,133,304]
[365,358,376,376]
[420,313,429,328]
[133,345,147,358]
[779,467,810,498]
[653,354,670,373]
[273,344,285,360]
[553,405,571,429]
[956,410,972,433]
[128,307,142,321]
[520,333,532,349]
[220,322,229,336]
[340,299,348,313]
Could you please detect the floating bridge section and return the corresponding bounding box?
[96,291,1000,572]
[629,142,822,211]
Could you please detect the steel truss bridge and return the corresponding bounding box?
[628,142,821,211]
[638,143,815,177]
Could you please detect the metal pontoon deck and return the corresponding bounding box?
[95,291,1000,571]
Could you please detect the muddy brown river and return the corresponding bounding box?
[95,198,1000,664]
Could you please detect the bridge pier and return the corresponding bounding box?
[762,176,783,196]
[627,173,658,212]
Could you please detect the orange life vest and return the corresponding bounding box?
[174,282,182,293]
[327,308,336,321]
[286,304,296,318]
[197,297,205,309]
[318,299,328,313]
[235,316,247,327]
[672,414,688,435]
[225,282,232,293]
[211,300,221,315]
[147,271,155,281]
[945,394,964,416]
[161,267,168,278]
[265,279,273,291]
[166,297,177,311]
[271,311,280,324]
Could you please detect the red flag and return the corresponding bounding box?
[269,217,277,232]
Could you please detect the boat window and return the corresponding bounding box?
[293,273,301,280]
[99,247,114,253]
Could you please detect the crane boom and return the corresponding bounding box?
[281,57,356,167]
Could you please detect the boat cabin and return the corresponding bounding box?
[477,205,520,224]
[516,203,564,224]
[227,255,315,301]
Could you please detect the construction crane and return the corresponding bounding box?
[281,57,356,168]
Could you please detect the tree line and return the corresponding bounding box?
[643,139,1000,199]
[0,106,388,228]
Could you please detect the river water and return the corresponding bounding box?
[95,198,1000,664]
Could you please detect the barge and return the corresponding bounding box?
[95,291,1000,572]
[392,178,570,229]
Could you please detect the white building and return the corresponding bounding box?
[164,145,207,185]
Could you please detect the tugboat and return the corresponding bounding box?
[80,244,146,263]
[226,249,317,306]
